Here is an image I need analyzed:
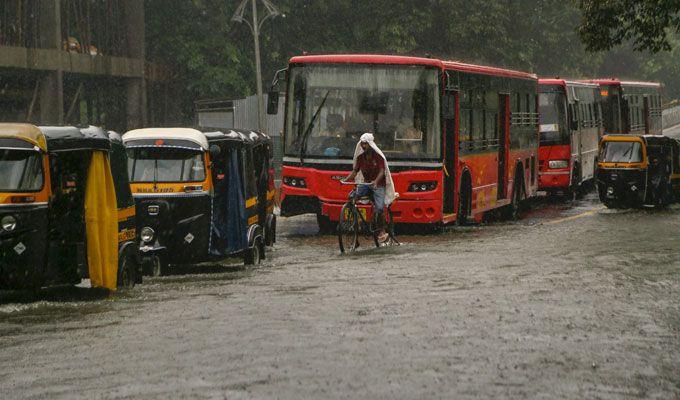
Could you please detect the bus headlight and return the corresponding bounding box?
[283,177,307,188]
[140,227,155,243]
[408,181,437,192]
[548,160,569,169]
[1,215,17,232]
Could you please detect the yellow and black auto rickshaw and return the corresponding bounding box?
[597,134,680,208]
[0,124,141,290]
[123,128,276,275]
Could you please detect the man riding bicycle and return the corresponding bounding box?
[343,133,397,242]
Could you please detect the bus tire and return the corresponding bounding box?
[506,170,523,220]
[265,215,276,246]
[566,163,581,200]
[457,175,472,226]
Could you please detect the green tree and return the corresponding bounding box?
[578,0,680,52]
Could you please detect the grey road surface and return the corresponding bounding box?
[1,128,680,399]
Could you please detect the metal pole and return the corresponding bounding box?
[251,0,265,132]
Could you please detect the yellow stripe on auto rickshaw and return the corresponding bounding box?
[131,181,211,195]
[267,190,276,200]
[246,196,258,208]
[117,205,136,221]
[248,215,259,225]
[598,161,648,169]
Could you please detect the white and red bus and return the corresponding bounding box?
[538,79,603,195]
[586,79,663,136]
[268,55,539,230]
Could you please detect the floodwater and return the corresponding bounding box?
[1,127,680,399]
[1,190,679,399]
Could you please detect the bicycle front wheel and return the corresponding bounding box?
[338,203,359,253]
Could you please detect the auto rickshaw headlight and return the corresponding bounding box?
[1,215,17,232]
[140,227,155,243]
[607,187,615,195]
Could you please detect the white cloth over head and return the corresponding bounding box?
[352,133,397,206]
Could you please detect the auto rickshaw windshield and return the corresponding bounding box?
[127,147,206,183]
[600,141,643,163]
[0,149,43,191]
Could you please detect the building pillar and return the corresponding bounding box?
[123,0,146,129]
[38,0,63,124]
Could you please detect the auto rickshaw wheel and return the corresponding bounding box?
[244,238,262,265]
[117,252,137,290]
[150,255,165,277]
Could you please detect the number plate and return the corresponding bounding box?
[344,207,367,220]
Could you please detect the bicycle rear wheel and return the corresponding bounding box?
[338,204,359,253]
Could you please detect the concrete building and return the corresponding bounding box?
[0,0,172,132]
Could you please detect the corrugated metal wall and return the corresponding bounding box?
[663,104,680,130]
[197,94,285,175]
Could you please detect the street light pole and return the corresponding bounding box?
[251,0,265,132]
[232,0,280,133]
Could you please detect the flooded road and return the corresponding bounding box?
[2,190,680,399]
[2,125,680,399]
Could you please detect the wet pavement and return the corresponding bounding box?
[2,128,680,399]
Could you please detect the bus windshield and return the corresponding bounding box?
[284,64,441,160]
[600,141,643,163]
[0,149,43,192]
[127,147,206,183]
[538,90,568,145]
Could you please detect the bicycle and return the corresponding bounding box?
[337,182,398,253]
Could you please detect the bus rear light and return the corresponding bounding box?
[408,181,437,192]
[283,177,307,188]
[548,160,569,169]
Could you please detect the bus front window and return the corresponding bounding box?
[284,64,441,160]
[538,90,568,145]
[600,141,643,163]
[0,150,44,192]
[127,148,206,183]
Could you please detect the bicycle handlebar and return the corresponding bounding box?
[340,181,373,186]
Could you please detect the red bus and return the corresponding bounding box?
[268,55,539,230]
[538,79,603,195]
[585,79,663,136]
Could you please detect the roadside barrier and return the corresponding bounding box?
[663,104,680,129]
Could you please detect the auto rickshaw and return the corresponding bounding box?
[0,124,141,290]
[122,128,276,275]
[597,134,680,208]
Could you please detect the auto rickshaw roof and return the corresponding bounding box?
[38,125,111,152]
[0,123,47,151]
[0,124,110,152]
[202,128,271,147]
[123,128,210,150]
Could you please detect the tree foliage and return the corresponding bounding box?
[578,0,680,53]
[145,0,680,120]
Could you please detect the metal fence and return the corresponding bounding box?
[663,104,680,129]
[196,94,285,174]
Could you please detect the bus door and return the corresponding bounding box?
[643,96,651,135]
[498,94,510,199]
[570,101,582,170]
[443,89,457,214]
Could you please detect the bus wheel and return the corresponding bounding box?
[506,173,523,220]
[566,164,581,201]
[265,216,277,246]
[117,251,137,290]
[316,213,334,234]
[457,179,471,226]
[244,238,262,265]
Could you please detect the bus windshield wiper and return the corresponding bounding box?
[300,90,331,163]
